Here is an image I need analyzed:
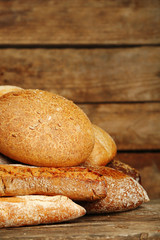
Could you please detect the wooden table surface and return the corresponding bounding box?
[1,199,160,240]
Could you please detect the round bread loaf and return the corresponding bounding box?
[0,85,22,97]
[84,124,117,166]
[0,89,95,167]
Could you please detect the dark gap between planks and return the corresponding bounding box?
[0,43,160,49]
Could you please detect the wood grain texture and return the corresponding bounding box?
[80,102,160,150]
[0,47,160,102]
[117,152,160,170]
[0,200,159,239]
[0,0,159,44]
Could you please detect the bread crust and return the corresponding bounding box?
[84,124,117,166]
[0,195,86,228]
[107,159,141,183]
[0,164,107,201]
[79,166,149,213]
[0,89,95,167]
[0,85,22,97]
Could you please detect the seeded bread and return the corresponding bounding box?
[0,89,95,167]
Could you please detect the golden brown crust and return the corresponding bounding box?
[79,166,149,213]
[84,124,117,166]
[107,159,141,183]
[0,195,86,228]
[0,89,95,167]
[0,164,107,201]
[0,85,22,97]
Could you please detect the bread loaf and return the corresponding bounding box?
[0,195,86,228]
[80,166,149,213]
[0,85,22,97]
[0,164,107,201]
[107,159,141,183]
[0,89,95,167]
[84,124,117,166]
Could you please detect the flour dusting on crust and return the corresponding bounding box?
[0,195,86,228]
[81,166,149,213]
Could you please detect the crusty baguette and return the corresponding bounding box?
[0,195,86,228]
[79,166,149,213]
[0,85,22,97]
[107,159,141,183]
[0,164,107,201]
[84,124,117,166]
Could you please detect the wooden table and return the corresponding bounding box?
[1,199,160,240]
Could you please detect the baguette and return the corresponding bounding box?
[79,166,149,213]
[0,195,86,228]
[0,164,107,201]
[107,159,141,183]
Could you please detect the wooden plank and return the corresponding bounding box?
[80,102,160,150]
[0,200,159,239]
[117,152,160,170]
[0,0,159,44]
[0,47,160,102]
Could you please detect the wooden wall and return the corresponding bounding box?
[0,0,160,199]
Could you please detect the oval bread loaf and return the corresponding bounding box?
[84,124,117,166]
[0,89,95,167]
[0,85,22,97]
[0,195,86,228]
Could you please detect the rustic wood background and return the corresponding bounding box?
[0,0,160,199]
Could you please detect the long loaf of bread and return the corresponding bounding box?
[0,195,86,228]
[79,166,149,213]
[0,164,107,201]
